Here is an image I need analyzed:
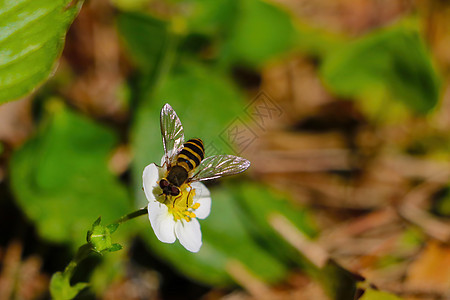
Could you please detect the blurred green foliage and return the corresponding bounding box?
[435,195,450,217]
[0,0,82,103]
[2,0,445,298]
[432,186,450,217]
[10,101,130,247]
[222,0,297,67]
[318,261,359,300]
[321,22,440,118]
[117,12,176,99]
[183,0,238,36]
[50,271,89,300]
[360,289,403,300]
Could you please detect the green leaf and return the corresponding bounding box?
[110,0,149,11]
[92,216,102,227]
[319,260,359,300]
[10,101,130,247]
[203,186,288,284]
[117,12,176,99]
[321,23,441,115]
[89,252,125,295]
[107,223,120,234]
[224,0,297,67]
[431,186,450,217]
[359,289,403,300]
[231,182,318,269]
[0,0,83,103]
[50,271,88,300]
[235,182,317,238]
[87,217,123,254]
[294,22,345,59]
[108,243,123,252]
[184,0,239,36]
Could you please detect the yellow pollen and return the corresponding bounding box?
[165,184,198,222]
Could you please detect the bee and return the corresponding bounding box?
[158,103,250,197]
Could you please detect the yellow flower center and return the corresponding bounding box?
[165,185,199,222]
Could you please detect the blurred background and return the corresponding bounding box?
[0,0,450,299]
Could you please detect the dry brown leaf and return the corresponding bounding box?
[405,241,450,294]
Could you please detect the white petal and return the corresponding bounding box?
[148,201,176,243]
[191,182,210,199]
[175,218,202,253]
[191,182,211,219]
[143,164,160,202]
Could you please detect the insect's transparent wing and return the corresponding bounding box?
[160,104,184,165]
[191,155,251,182]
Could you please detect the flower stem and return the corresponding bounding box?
[63,243,91,275]
[112,207,148,226]
[51,207,149,297]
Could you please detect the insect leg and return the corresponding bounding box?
[185,183,193,208]
[173,190,187,208]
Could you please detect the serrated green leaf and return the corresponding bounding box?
[107,223,120,234]
[92,216,102,227]
[0,0,83,103]
[50,271,88,300]
[108,243,123,252]
[10,102,130,247]
[87,218,121,254]
[321,23,440,115]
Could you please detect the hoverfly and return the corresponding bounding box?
[158,103,250,198]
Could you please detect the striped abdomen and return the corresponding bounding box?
[177,138,204,171]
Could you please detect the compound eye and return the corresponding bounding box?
[159,179,169,188]
[171,186,180,196]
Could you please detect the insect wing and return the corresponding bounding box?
[160,104,184,165]
[191,155,250,182]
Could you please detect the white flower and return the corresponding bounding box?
[142,162,211,253]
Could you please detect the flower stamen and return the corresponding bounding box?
[165,184,199,222]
